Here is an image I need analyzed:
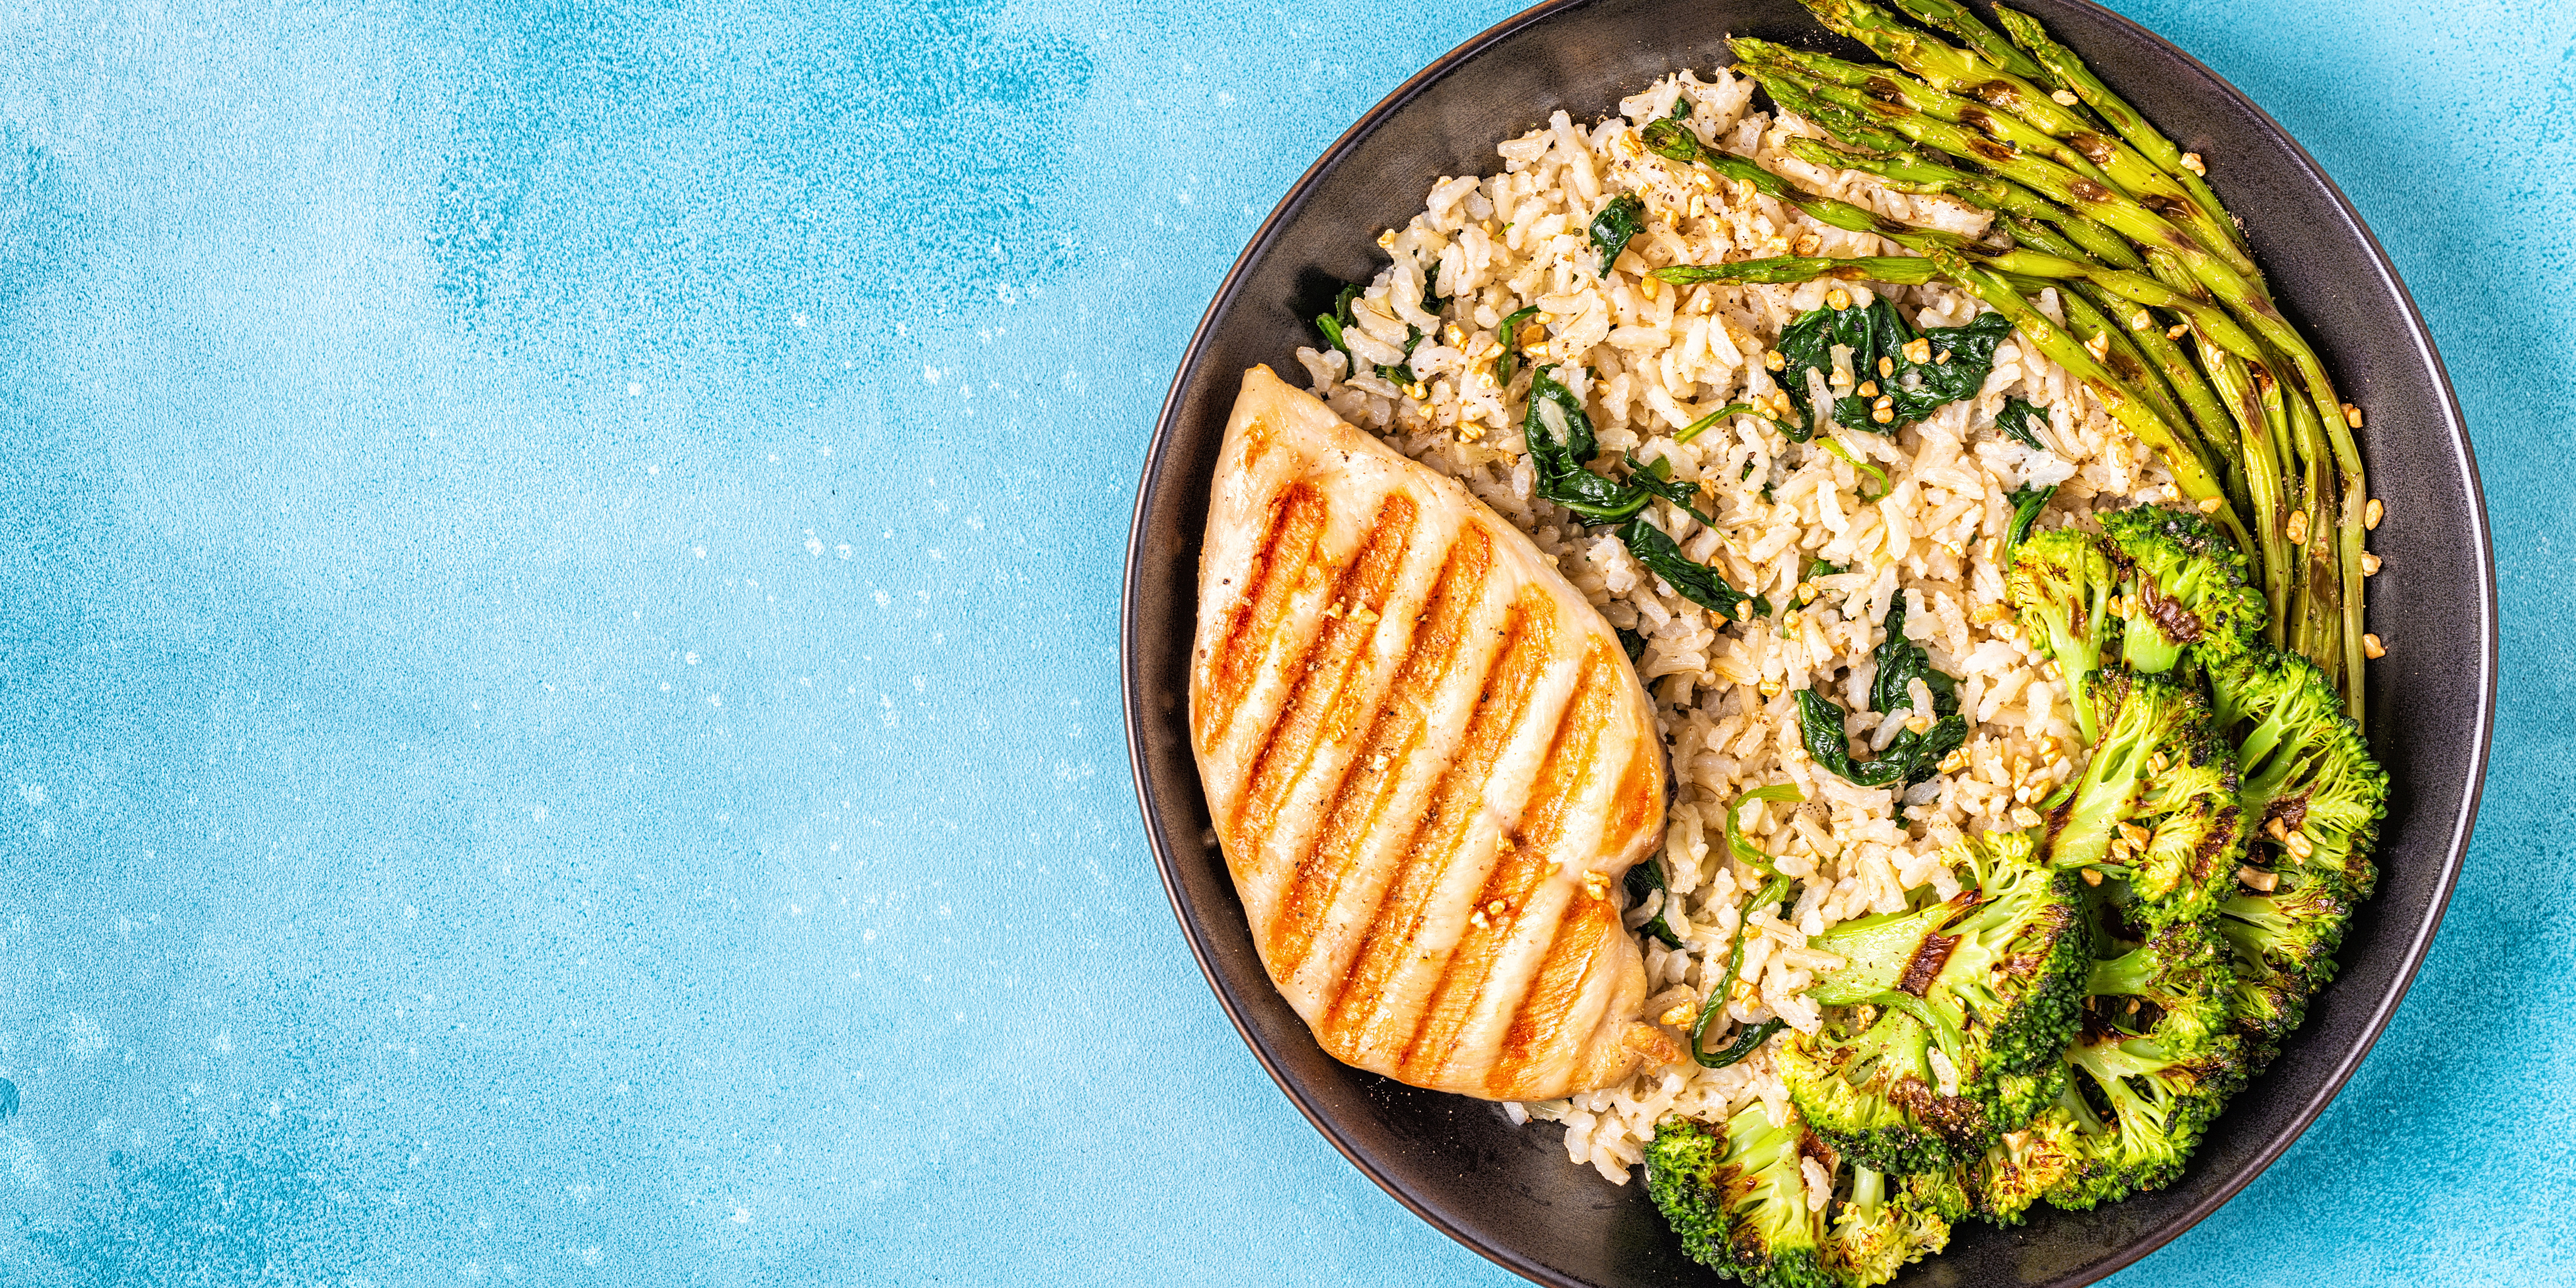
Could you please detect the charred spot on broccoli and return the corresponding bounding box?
[1645,1107,1840,1288]
[1826,1167,1953,1286]
[2083,918,2238,1059]
[1778,830,2087,1172]
[2042,668,2244,930]
[2206,646,2387,900]
[2098,504,2266,674]
[1956,1079,2090,1226]
[2004,529,2120,745]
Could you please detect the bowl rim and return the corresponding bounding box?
[1119,0,2497,1281]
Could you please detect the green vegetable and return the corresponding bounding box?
[1492,303,1539,386]
[1524,368,1652,525]
[1616,626,1649,665]
[1773,295,2013,437]
[1700,1018,1788,1070]
[1817,436,1888,499]
[1690,784,1804,1066]
[2083,918,2240,1059]
[1625,451,1717,526]
[2100,504,2267,674]
[1311,282,1364,366]
[1777,829,2088,1172]
[1826,1167,1954,1285]
[2205,645,2386,900]
[2004,528,2120,744]
[2044,999,2246,1209]
[1675,402,1799,445]
[1624,857,1687,949]
[2004,483,2055,558]
[1590,193,1645,279]
[1796,597,1966,789]
[1995,397,2050,451]
[1618,516,1770,622]
[1645,1108,1837,1288]
[2041,667,2244,930]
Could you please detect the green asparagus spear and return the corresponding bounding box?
[1990,5,2248,262]
[1792,0,2256,281]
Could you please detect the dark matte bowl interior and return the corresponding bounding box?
[1121,1,2495,1283]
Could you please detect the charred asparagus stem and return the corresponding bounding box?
[1794,0,2256,280]
[1989,4,2249,262]
[1650,115,2263,359]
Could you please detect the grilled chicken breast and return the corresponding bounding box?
[1190,365,1676,1102]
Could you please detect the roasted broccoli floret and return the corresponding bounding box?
[1826,1168,1953,1286]
[2098,504,2266,673]
[1778,830,2087,1172]
[2217,914,2314,1078]
[2043,1005,2245,1210]
[1646,1107,1837,1288]
[2004,529,2119,745]
[2042,668,2244,930]
[1956,1079,2090,1226]
[2205,646,2388,900]
[2084,918,2238,1058]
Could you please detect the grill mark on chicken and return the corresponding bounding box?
[1266,526,1494,980]
[1398,645,1615,1083]
[1318,595,1554,1059]
[1199,483,1329,745]
[1497,870,1621,1098]
[1232,494,1419,844]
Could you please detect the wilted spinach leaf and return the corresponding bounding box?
[1312,282,1364,366]
[1995,396,2049,450]
[1797,596,1966,789]
[2004,482,2055,556]
[1774,297,2014,437]
[1590,193,1645,279]
[1623,858,1686,948]
[1617,516,1770,621]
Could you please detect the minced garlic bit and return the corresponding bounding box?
[2287,509,2309,545]
[2050,88,2080,106]
[2284,831,2315,861]
[1857,380,1880,398]
[1825,287,1852,311]
[2239,865,2280,893]
[1659,1001,1698,1027]
[2363,633,2386,659]
[2129,309,2153,332]
[2079,867,2104,886]
[1640,274,1661,300]
[2010,805,2043,829]
[2361,551,2382,575]
[2265,816,2290,842]
[2343,403,2365,429]
[2181,151,2206,175]
[1969,602,2012,625]
[2166,323,2190,339]
[1876,355,1895,378]
[2083,332,2110,361]
[1765,350,1787,371]
[2197,497,2224,514]
[1904,715,1934,735]
[2364,497,2385,529]
[1579,869,1611,900]
[1901,337,1932,364]
[1377,228,1398,249]
[1792,231,1822,256]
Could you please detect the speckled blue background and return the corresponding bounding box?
[0,0,2564,1283]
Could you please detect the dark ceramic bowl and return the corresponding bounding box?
[1121,1,2495,1282]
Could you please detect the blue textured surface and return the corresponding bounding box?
[0,0,2565,1283]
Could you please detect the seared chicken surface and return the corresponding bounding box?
[1190,366,1676,1102]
